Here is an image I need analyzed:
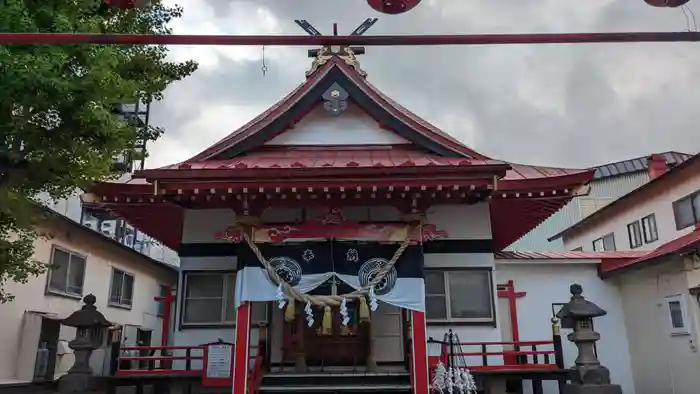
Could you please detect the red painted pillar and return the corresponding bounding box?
[233,302,252,394]
[411,310,429,394]
[154,285,176,347]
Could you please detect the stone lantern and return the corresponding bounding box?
[57,294,112,394]
[556,284,622,394]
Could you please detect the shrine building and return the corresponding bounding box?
[85,45,638,394]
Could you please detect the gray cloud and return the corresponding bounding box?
[148,0,700,169]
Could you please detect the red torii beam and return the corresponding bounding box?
[1,31,700,46]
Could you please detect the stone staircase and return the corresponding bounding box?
[258,371,411,393]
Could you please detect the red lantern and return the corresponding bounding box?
[644,0,691,7]
[103,0,149,8]
[366,0,423,15]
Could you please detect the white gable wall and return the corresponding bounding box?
[265,104,411,146]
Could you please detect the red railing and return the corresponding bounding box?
[115,342,266,393]
[116,345,205,376]
[427,339,562,372]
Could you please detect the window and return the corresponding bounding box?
[182,273,237,326]
[47,246,86,297]
[592,233,616,251]
[665,295,690,335]
[641,214,658,243]
[673,191,700,230]
[109,269,134,308]
[425,269,494,323]
[627,221,643,249]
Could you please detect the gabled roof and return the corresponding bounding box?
[593,151,692,180]
[180,55,486,165]
[549,153,700,242]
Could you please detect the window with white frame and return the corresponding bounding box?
[641,214,658,243]
[425,269,494,323]
[673,191,700,230]
[47,246,86,297]
[592,233,616,251]
[109,268,134,307]
[182,273,237,326]
[665,294,690,335]
[627,221,643,249]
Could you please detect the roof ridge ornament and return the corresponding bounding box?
[339,46,368,77]
[306,46,367,78]
[299,19,376,78]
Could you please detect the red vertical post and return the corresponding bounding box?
[497,280,526,343]
[154,285,176,347]
[233,302,252,394]
[411,310,429,394]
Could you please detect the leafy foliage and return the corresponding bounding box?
[0,0,197,302]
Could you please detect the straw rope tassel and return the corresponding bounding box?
[284,301,296,322]
[322,306,332,335]
[359,296,370,323]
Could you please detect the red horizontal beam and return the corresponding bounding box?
[120,346,203,351]
[115,369,202,376]
[456,340,553,346]
[1,32,699,46]
[457,350,555,357]
[471,364,559,372]
[119,356,203,361]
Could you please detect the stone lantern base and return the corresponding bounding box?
[56,373,102,394]
[563,383,623,394]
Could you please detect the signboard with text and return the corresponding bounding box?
[201,342,234,387]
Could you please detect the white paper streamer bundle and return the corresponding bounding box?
[340,298,350,326]
[304,301,314,327]
[276,283,287,309]
[430,361,477,394]
[368,286,378,311]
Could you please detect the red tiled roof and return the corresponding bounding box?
[495,250,647,260]
[158,147,505,171]
[504,164,590,181]
[601,228,700,275]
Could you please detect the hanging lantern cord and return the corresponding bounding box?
[261,46,268,76]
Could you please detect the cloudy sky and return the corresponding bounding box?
[146,0,700,170]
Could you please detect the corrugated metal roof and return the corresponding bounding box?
[593,151,692,179]
[495,251,647,260]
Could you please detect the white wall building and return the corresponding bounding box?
[0,209,177,385]
[550,153,700,394]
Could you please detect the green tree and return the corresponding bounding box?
[0,0,197,302]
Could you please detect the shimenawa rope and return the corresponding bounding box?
[238,222,419,308]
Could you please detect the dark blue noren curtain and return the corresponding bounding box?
[332,241,425,312]
[235,241,333,305]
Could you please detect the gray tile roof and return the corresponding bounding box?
[593,151,693,179]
